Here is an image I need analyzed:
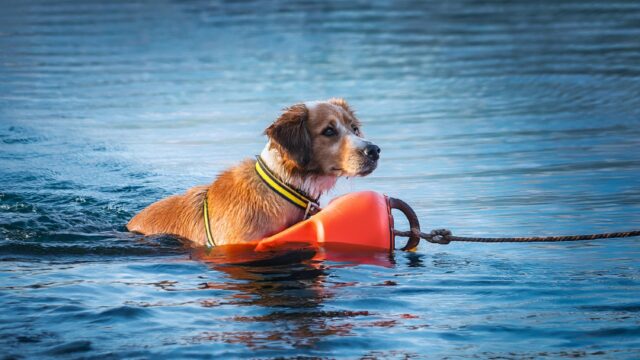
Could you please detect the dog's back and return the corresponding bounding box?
[127,185,208,241]
[126,160,298,246]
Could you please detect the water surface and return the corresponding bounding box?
[1,0,640,358]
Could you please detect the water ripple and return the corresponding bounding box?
[1,0,639,358]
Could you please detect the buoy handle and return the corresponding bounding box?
[388,197,421,251]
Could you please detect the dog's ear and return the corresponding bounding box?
[328,98,355,116]
[264,104,312,168]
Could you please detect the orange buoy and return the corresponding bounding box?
[195,191,420,266]
[255,191,395,252]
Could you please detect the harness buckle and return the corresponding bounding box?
[303,201,321,220]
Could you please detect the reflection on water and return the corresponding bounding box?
[194,263,333,349]
[1,0,640,358]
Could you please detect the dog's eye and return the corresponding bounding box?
[322,127,337,137]
[352,126,359,134]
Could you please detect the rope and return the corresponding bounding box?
[393,229,640,245]
[387,196,640,250]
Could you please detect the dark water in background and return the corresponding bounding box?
[1,0,640,358]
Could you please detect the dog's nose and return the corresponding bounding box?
[364,144,381,161]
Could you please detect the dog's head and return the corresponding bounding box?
[265,98,380,177]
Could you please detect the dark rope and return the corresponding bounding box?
[393,229,640,245]
[387,196,640,250]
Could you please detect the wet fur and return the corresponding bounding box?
[127,98,377,246]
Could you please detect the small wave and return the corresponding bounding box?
[579,303,640,313]
[94,306,151,322]
[0,126,46,145]
[0,233,184,258]
[45,340,92,355]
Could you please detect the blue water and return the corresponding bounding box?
[2,0,640,358]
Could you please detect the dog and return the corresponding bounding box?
[126,98,380,247]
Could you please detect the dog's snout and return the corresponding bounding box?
[364,144,381,161]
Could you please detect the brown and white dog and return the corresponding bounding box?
[126,98,380,246]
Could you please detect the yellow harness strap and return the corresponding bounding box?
[202,158,321,248]
[202,195,216,248]
[255,156,320,219]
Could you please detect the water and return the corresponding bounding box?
[1,0,640,358]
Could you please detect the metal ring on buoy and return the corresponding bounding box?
[387,197,421,251]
